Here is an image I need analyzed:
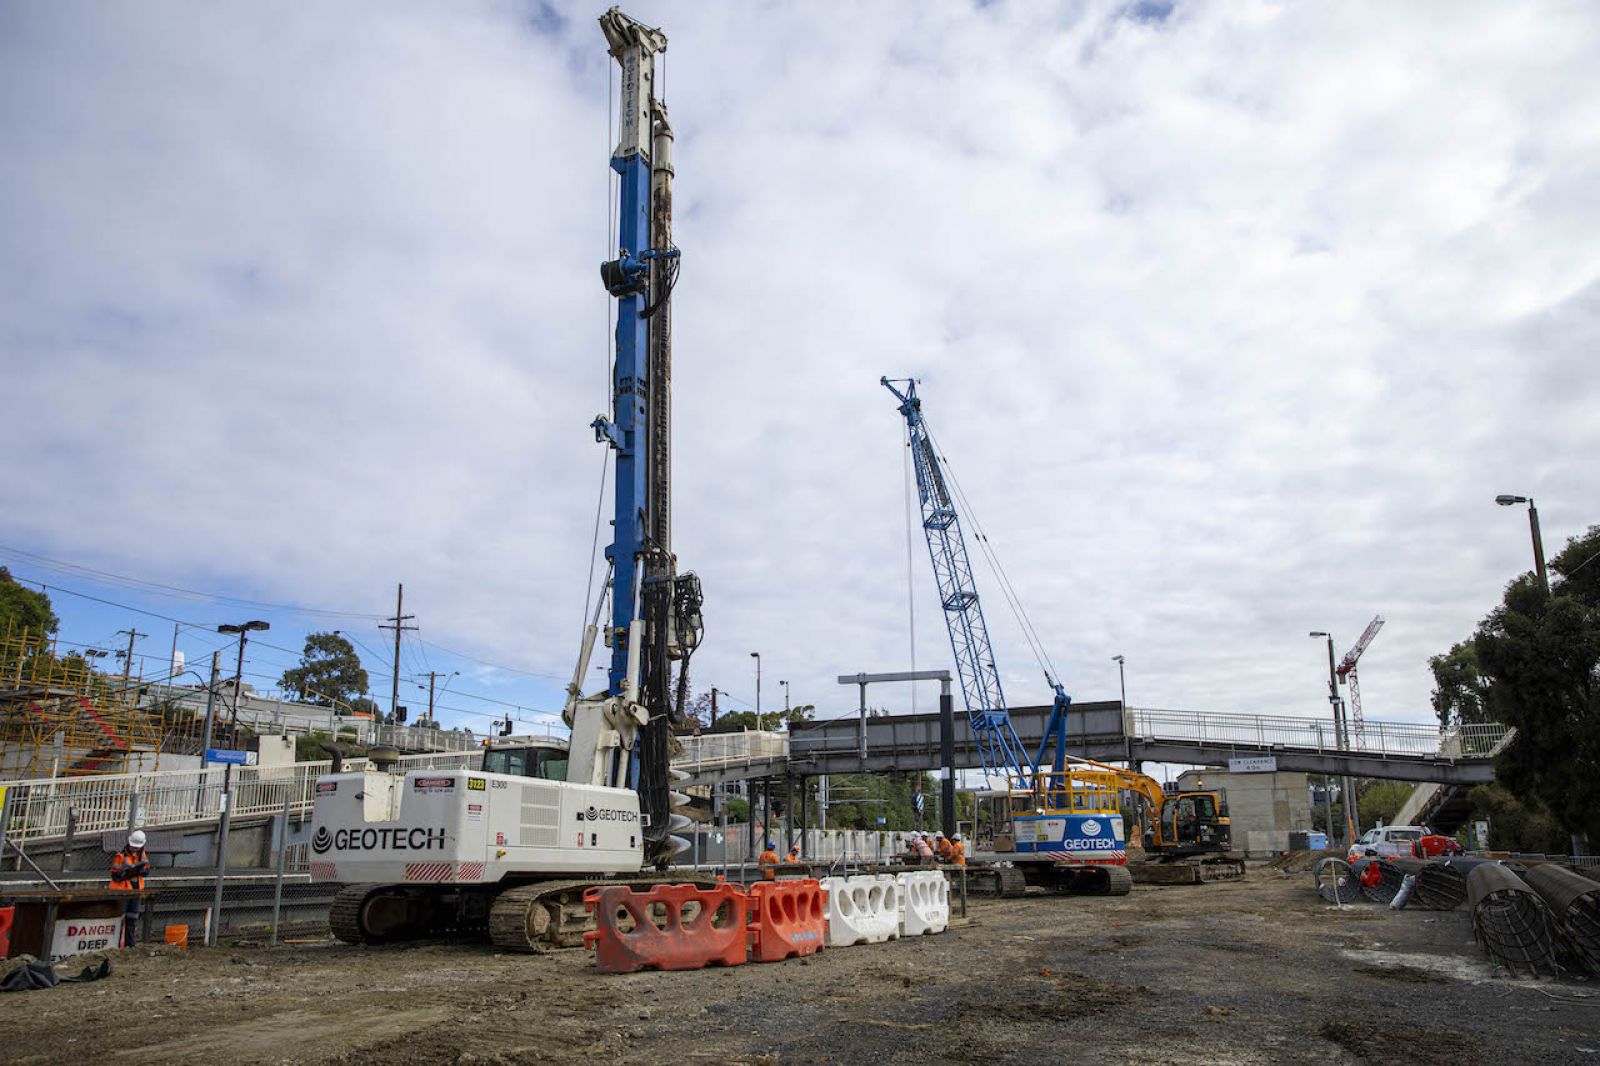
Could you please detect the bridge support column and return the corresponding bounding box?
[940,686,956,840]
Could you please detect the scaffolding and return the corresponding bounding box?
[0,623,165,779]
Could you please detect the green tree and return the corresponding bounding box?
[1427,641,1489,729]
[0,567,57,636]
[280,632,370,709]
[708,703,816,734]
[1437,524,1600,846]
[1465,784,1570,854]
[1356,780,1414,828]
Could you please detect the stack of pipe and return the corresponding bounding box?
[1467,863,1559,976]
[1352,857,1406,904]
[1314,857,1360,904]
[1526,863,1600,973]
[1391,857,1472,910]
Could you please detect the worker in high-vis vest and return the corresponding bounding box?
[934,832,953,863]
[109,829,151,947]
[758,842,780,879]
[948,833,967,866]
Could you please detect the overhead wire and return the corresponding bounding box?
[0,544,387,620]
[925,427,1061,687]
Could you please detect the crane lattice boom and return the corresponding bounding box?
[883,378,1031,780]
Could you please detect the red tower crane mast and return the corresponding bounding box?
[1336,615,1385,746]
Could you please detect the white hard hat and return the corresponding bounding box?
[128,830,147,848]
[936,831,946,838]
[953,833,963,841]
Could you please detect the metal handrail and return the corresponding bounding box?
[1,750,480,845]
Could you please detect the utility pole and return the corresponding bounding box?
[117,628,146,706]
[379,584,416,722]
[709,686,719,729]
[200,651,221,761]
[417,670,458,726]
[1311,631,1360,844]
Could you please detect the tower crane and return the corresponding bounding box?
[1336,615,1384,747]
[310,7,706,951]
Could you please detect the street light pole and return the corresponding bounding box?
[749,652,761,728]
[1495,494,1549,594]
[780,680,790,714]
[217,621,270,731]
[1310,631,1359,844]
[1113,654,1131,767]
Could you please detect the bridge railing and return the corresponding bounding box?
[0,750,481,846]
[1128,708,1514,759]
[673,730,789,773]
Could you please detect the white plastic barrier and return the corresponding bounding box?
[896,869,949,936]
[820,874,901,947]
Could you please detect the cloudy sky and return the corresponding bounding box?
[2,1,1597,744]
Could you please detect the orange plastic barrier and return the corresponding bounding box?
[747,878,827,963]
[164,925,189,951]
[0,906,13,958]
[584,882,749,974]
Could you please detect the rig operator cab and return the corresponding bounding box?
[1151,787,1232,857]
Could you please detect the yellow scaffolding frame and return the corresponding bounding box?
[0,623,164,779]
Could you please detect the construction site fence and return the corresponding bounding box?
[0,750,481,846]
[672,824,905,870]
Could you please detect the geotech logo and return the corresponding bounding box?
[311,826,446,853]
[1080,819,1102,837]
[582,805,639,823]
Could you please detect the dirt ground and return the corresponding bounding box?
[4,866,1598,1065]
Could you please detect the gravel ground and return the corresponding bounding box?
[2,866,1597,1065]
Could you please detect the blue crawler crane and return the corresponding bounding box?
[883,377,1131,895]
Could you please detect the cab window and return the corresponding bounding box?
[483,747,568,781]
[1191,795,1217,821]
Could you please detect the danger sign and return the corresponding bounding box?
[50,918,120,961]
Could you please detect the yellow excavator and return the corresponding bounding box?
[1074,757,1246,884]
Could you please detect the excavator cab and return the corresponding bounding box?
[1157,789,1231,856]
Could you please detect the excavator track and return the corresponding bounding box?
[330,884,379,944]
[963,863,1030,898]
[488,873,719,953]
[330,882,493,945]
[1100,864,1134,896]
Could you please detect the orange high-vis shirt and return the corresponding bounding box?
[950,841,967,866]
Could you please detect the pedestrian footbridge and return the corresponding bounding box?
[0,706,1511,863]
[677,703,1514,787]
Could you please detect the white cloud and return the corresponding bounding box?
[2,1,1597,739]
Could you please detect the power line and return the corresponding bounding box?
[415,638,570,683]
[0,544,387,620]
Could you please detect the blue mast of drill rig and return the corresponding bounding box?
[595,10,677,711]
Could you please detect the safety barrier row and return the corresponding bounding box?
[897,869,950,936]
[819,874,900,947]
[584,871,950,974]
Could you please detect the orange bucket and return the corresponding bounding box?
[164,924,189,951]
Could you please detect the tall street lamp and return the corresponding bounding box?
[1309,630,1359,844]
[1495,494,1549,594]
[217,620,270,730]
[749,652,762,728]
[780,679,790,714]
[1111,655,1127,710]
